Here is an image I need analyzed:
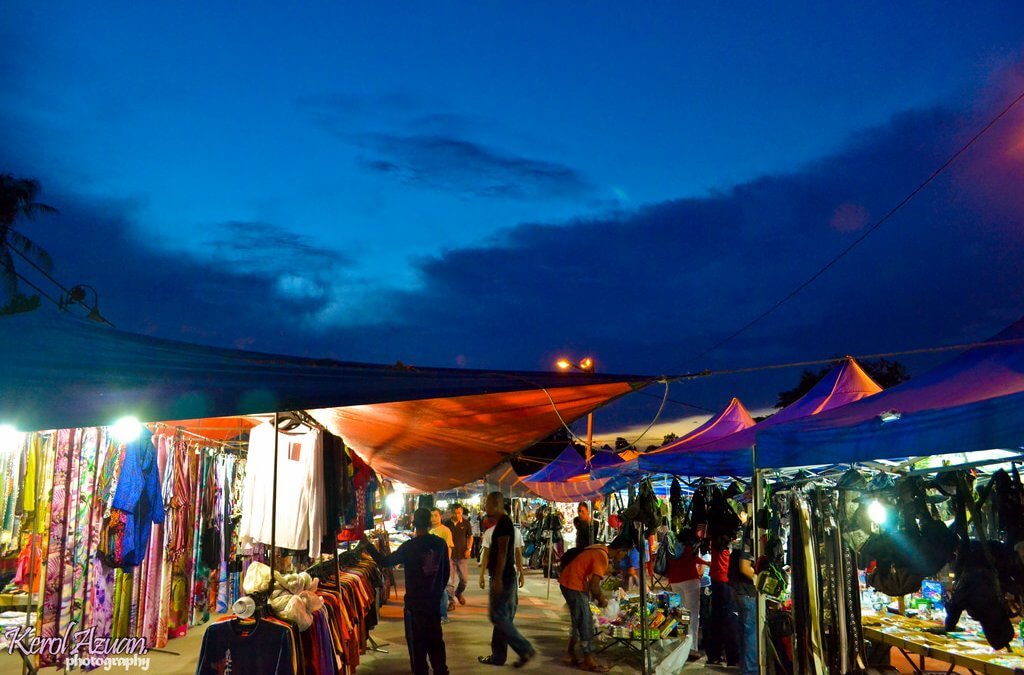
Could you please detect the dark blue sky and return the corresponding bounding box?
[4,4,1024,439]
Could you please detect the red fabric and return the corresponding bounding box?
[666,546,702,584]
[710,546,731,583]
[310,382,634,492]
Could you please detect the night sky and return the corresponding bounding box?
[4,4,1024,441]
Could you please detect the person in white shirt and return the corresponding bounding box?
[479,523,525,589]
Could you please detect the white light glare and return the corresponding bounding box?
[0,424,24,450]
[386,492,404,515]
[112,416,143,443]
[868,500,888,525]
[466,494,481,507]
[437,499,449,509]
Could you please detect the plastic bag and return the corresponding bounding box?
[601,597,620,621]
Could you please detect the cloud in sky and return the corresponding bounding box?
[297,92,593,201]
[354,132,592,200]
[4,63,1024,428]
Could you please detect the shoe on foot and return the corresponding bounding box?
[457,593,466,605]
[478,655,504,666]
[447,600,456,611]
[513,649,536,668]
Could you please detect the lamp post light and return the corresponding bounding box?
[555,356,596,463]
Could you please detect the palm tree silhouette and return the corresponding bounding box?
[0,174,57,301]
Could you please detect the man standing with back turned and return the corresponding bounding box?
[362,507,449,675]
[478,491,535,667]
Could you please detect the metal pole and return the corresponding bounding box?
[637,522,651,674]
[752,448,767,674]
[586,413,594,465]
[269,412,279,596]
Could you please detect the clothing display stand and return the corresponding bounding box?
[635,519,652,675]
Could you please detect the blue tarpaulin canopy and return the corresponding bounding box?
[523,446,586,483]
[756,318,1024,469]
[593,397,757,479]
[639,358,882,477]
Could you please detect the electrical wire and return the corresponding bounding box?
[5,266,63,309]
[666,336,1024,383]
[680,86,1024,369]
[636,390,716,413]
[535,378,672,451]
[6,239,113,324]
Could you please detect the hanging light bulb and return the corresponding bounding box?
[112,416,143,443]
[868,499,888,525]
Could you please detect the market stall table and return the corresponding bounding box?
[862,614,1024,674]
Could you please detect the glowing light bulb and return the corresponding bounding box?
[868,500,888,525]
[112,416,142,443]
[386,492,404,515]
[0,424,23,450]
[556,359,571,370]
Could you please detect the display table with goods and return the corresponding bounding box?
[862,612,1024,674]
[593,589,695,672]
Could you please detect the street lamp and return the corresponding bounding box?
[554,355,597,461]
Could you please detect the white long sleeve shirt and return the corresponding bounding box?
[239,422,325,558]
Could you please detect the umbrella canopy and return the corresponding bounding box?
[756,317,1024,469]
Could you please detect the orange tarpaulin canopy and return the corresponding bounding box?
[148,416,257,441]
[311,382,634,492]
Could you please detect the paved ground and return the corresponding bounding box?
[0,568,973,674]
[359,569,649,674]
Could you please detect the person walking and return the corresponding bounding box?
[445,504,474,606]
[479,520,525,590]
[362,508,450,675]
[731,538,758,675]
[558,536,631,672]
[478,491,535,667]
[430,508,455,620]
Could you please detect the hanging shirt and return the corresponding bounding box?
[239,422,325,558]
[110,431,165,567]
[196,618,296,675]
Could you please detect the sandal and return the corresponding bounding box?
[579,662,610,673]
[478,655,504,666]
[562,655,580,667]
[513,650,536,668]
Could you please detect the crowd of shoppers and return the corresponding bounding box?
[366,496,759,674]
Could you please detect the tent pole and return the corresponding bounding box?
[637,518,651,674]
[752,448,767,674]
[270,412,279,596]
